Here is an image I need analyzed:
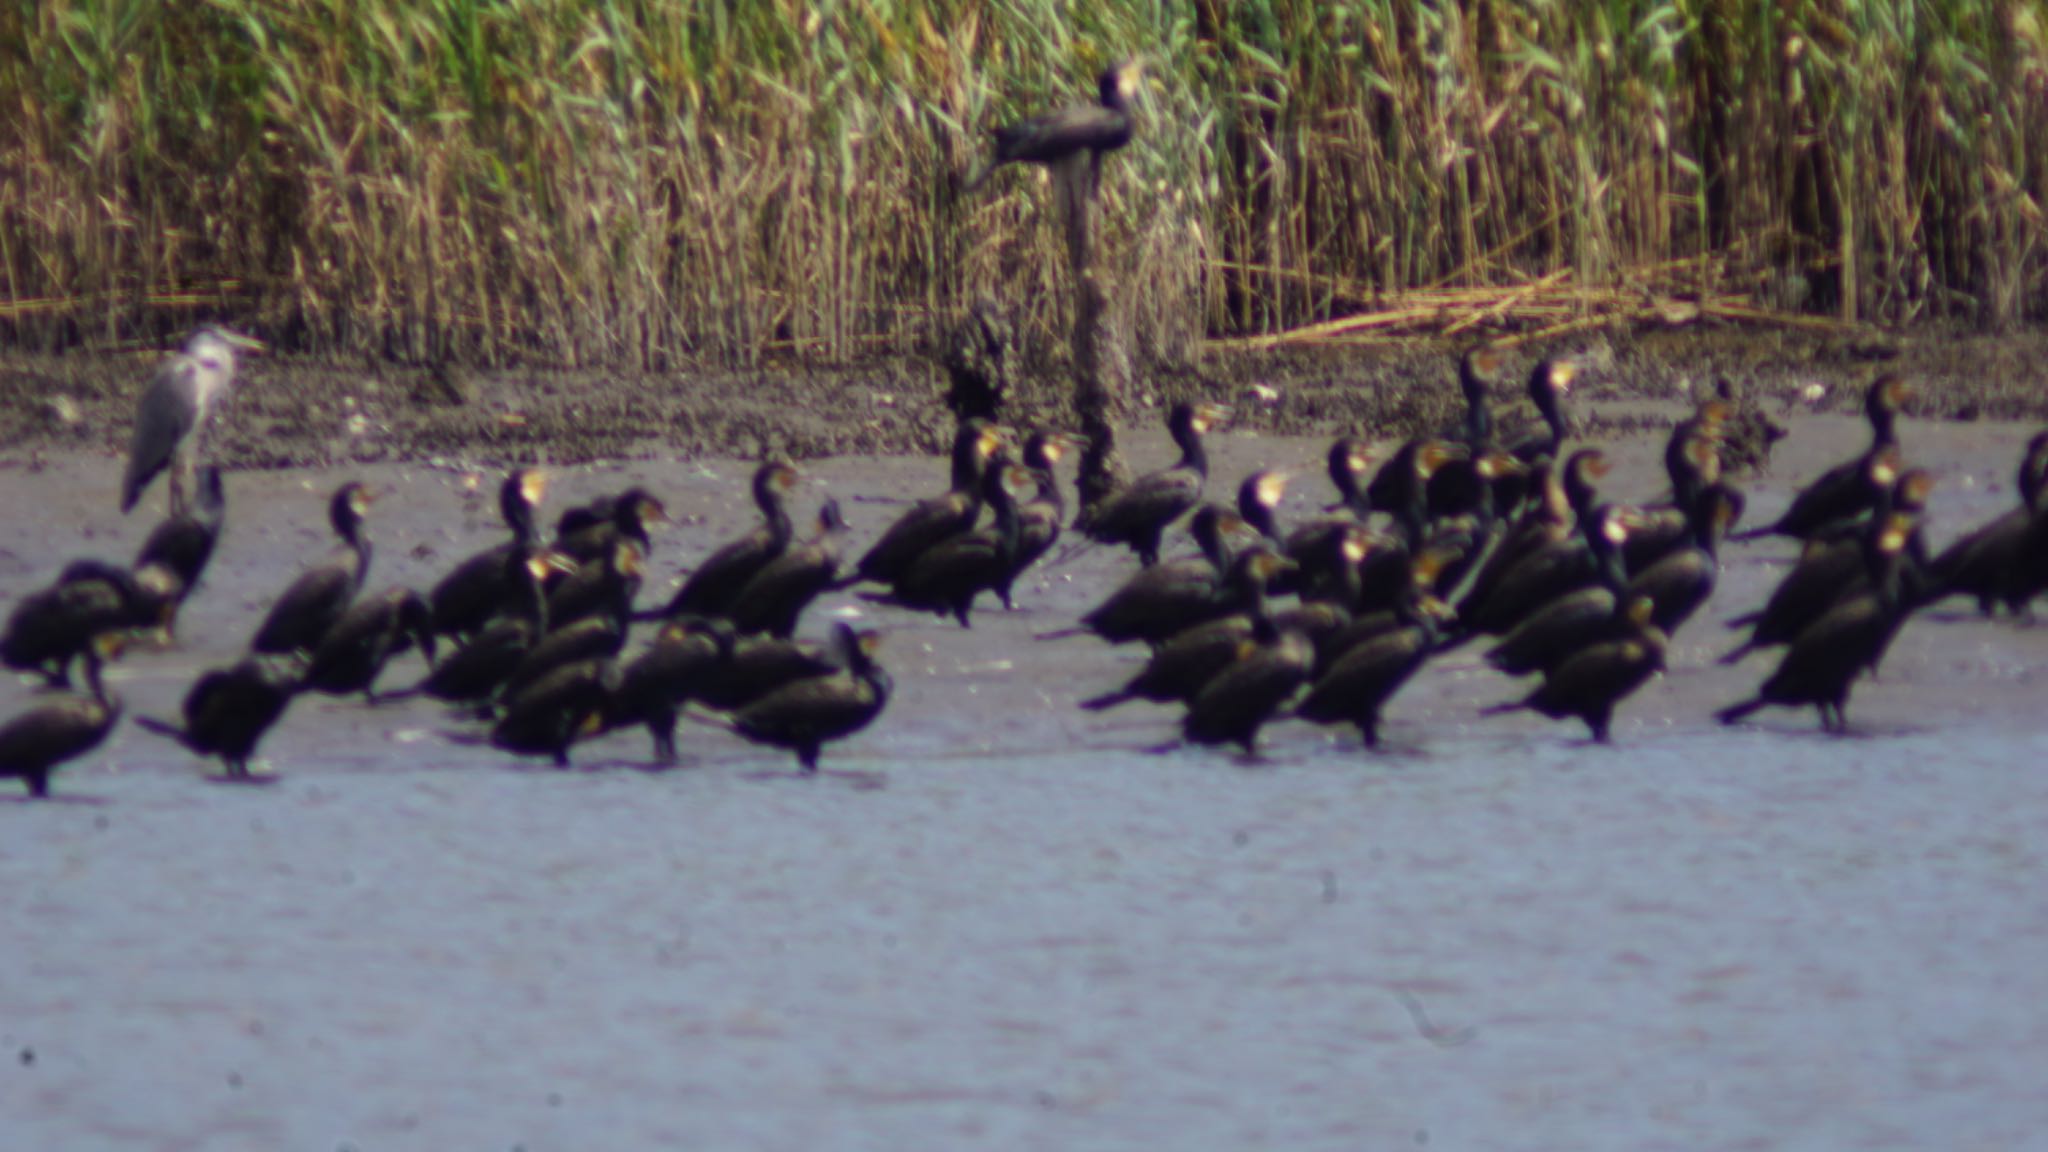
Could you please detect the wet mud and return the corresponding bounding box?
[9,324,2048,469]
[5,337,2048,1147]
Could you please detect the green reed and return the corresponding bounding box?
[0,0,2042,369]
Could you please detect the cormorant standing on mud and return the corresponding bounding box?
[849,422,1005,589]
[729,622,891,774]
[1924,430,2048,616]
[431,469,550,643]
[302,587,438,702]
[1080,401,1231,567]
[0,632,124,798]
[658,462,803,620]
[1045,504,1249,645]
[725,499,851,639]
[554,487,668,565]
[1717,512,1919,733]
[489,658,621,768]
[2,560,171,687]
[1719,459,1913,666]
[134,465,228,633]
[998,431,1083,609]
[1294,589,1455,749]
[869,465,1032,628]
[398,551,576,705]
[1481,595,1667,743]
[605,616,737,764]
[966,62,1140,193]
[1734,375,1909,542]
[1179,614,1315,758]
[136,653,304,780]
[250,482,374,656]
[1078,549,1292,713]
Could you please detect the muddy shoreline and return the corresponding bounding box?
[9,325,2048,471]
[7,332,2048,1148]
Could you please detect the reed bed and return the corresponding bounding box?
[1,0,2043,370]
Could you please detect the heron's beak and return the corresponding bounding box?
[222,329,268,354]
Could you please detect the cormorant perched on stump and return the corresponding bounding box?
[967,62,1141,194]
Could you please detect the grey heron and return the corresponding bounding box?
[121,326,263,517]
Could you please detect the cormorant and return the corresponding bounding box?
[135,653,304,779]
[658,461,804,620]
[1078,549,1291,712]
[997,431,1083,609]
[0,632,124,797]
[726,498,851,639]
[1481,595,1667,743]
[1924,430,2048,616]
[430,468,550,643]
[249,482,374,656]
[1080,401,1231,567]
[966,62,1141,194]
[1044,504,1251,645]
[1179,615,1315,758]
[1294,590,1455,748]
[605,616,737,763]
[490,658,621,768]
[545,536,644,632]
[395,550,576,705]
[1734,375,1908,542]
[870,464,1032,627]
[554,487,668,565]
[849,422,1008,589]
[134,464,228,634]
[302,588,438,702]
[730,622,891,773]
[1717,512,1918,733]
[2,560,171,687]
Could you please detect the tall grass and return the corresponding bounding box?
[0,0,2043,369]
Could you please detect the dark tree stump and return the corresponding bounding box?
[943,295,1012,424]
[1059,156,1129,519]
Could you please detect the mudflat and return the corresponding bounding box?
[4,336,2048,1148]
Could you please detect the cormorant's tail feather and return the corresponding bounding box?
[1716,699,1765,726]
[132,714,195,750]
[1078,690,1132,712]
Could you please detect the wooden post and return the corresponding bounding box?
[1062,156,1128,520]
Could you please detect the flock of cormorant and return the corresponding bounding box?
[2,66,2043,796]
[4,329,2046,799]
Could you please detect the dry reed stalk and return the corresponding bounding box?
[0,0,2041,371]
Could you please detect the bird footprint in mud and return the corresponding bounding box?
[1392,988,1478,1048]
